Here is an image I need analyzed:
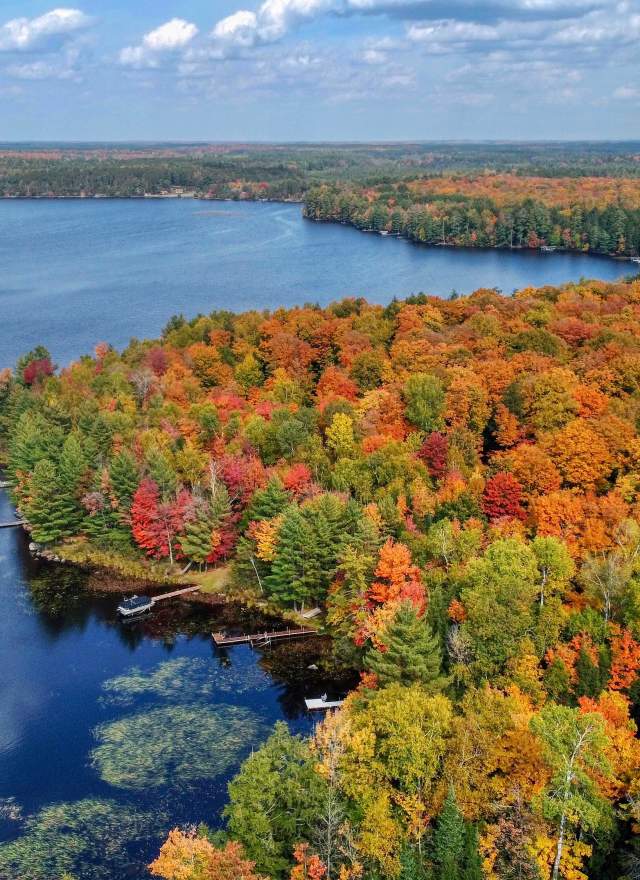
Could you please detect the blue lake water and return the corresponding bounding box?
[0,198,632,368]
[0,486,341,879]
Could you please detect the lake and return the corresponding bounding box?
[0,484,344,879]
[0,199,632,368]
[0,198,634,877]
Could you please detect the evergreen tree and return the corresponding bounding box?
[399,845,429,880]
[265,505,315,608]
[209,480,231,524]
[575,646,601,700]
[243,477,290,525]
[109,451,139,512]
[58,434,88,497]
[53,434,89,535]
[24,459,80,544]
[432,787,466,880]
[365,602,449,692]
[83,483,131,551]
[180,508,215,565]
[89,414,113,457]
[225,722,328,878]
[8,410,64,485]
[462,823,483,880]
[147,450,177,499]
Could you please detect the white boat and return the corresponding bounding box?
[117,595,153,617]
[631,257,640,264]
[305,694,344,711]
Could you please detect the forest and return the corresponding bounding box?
[1,141,640,200]
[303,176,640,257]
[2,276,640,880]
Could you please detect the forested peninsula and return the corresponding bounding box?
[304,176,640,257]
[1,277,640,880]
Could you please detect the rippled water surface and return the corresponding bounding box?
[0,199,631,367]
[0,486,339,879]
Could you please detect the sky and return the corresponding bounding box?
[0,0,638,141]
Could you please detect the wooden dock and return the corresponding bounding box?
[305,697,344,711]
[212,627,317,648]
[151,586,200,604]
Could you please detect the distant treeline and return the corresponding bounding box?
[304,178,640,256]
[0,156,308,200]
[1,142,640,200]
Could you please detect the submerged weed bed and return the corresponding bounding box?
[92,703,267,790]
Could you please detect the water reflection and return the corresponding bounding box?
[0,486,353,878]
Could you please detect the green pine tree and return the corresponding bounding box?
[575,646,601,700]
[243,477,290,525]
[399,845,429,880]
[8,410,63,483]
[24,459,73,544]
[462,823,483,880]
[89,414,113,457]
[147,450,177,499]
[365,602,449,692]
[109,451,139,512]
[55,434,88,533]
[83,495,131,550]
[432,786,466,880]
[180,509,215,565]
[225,722,328,878]
[181,484,231,566]
[58,434,87,494]
[265,505,315,609]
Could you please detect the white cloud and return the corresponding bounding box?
[405,2,640,56]
[211,0,336,54]
[200,0,635,63]
[120,18,198,68]
[212,10,259,45]
[0,8,91,52]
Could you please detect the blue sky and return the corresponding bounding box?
[0,0,638,141]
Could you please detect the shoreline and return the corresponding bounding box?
[16,522,318,624]
[30,540,314,620]
[0,193,305,204]
[303,215,640,263]
[2,193,634,262]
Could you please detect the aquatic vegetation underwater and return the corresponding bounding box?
[100,656,271,708]
[0,653,274,879]
[91,703,266,790]
[93,657,269,790]
[0,798,161,880]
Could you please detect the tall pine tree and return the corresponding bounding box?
[265,505,315,609]
[365,601,449,692]
[109,451,139,512]
[432,787,466,880]
[25,459,79,544]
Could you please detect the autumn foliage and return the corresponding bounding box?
[6,276,640,880]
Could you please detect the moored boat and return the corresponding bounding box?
[117,595,153,617]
